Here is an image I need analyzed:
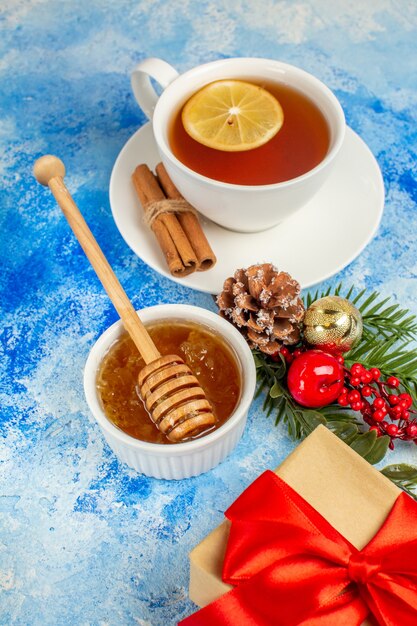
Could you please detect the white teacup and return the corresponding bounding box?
[131,57,345,233]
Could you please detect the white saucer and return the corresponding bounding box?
[109,123,384,294]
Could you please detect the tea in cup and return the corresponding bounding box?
[131,57,345,232]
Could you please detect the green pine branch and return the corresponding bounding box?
[254,349,390,464]
[381,464,417,500]
[253,283,417,465]
[345,337,417,400]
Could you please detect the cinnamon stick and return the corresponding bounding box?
[132,165,197,277]
[156,163,217,271]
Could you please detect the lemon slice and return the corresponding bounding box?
[181,79,284,152]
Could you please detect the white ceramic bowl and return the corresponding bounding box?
[84,304,256,479]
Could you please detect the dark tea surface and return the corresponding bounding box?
[97,321,241,444]
[169,80,330,186]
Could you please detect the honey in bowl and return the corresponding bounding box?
[96,320,242,444]
[169,80,330,186]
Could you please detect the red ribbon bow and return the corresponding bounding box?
[180,471,417,625]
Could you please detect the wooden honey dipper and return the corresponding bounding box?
[33,155,216,442]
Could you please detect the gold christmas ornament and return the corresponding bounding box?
[303,295,363,353]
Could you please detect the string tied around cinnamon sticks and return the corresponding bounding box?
[132,163,216,277]
[143,198,197,227]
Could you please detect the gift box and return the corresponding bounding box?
[184,425,416,625]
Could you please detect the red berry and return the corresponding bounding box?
[347,390,361,404]
[369,425,381,435]
[370,368,381,380]
[402,410,410,420]
[387,376,400,388]
[287,350,345,408]
[340,387,349,396]
[293,349,303,358]
[280,347,290,357]
[350,363,363,376]
[336,355,345,364]
[338,395,349,407]
[406,424,417,437]
[392,404,402,417]
[399,393,413,408]
[361,386,373,397]
[360,371,373,384]
[386,424,399,437]
[373,397,385,409]
[351,401,362,411]
[372,409,385,422]
[388,394,399,406]
[380,420,389,429]
[389,440,395,450]
[349,376,361,387]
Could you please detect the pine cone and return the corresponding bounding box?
[217,263,305,355]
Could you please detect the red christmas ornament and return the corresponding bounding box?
[287,350,344,408]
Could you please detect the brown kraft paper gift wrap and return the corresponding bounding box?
[188,425,400,626]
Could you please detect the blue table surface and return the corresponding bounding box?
[1,1,417,624]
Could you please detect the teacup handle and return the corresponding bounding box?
[131,58,179,120]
